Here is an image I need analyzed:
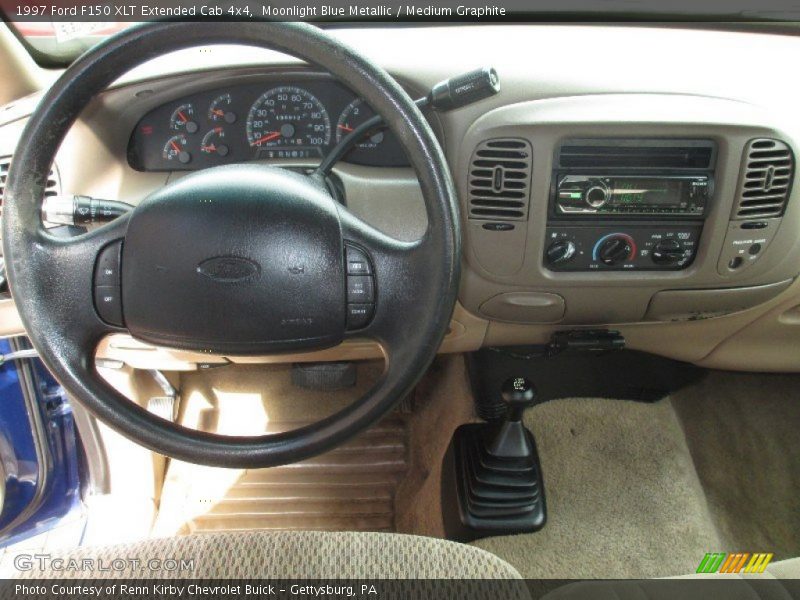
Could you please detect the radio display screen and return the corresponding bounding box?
[611,178,686,206]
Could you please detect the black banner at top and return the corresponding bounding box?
[3,0,800,22]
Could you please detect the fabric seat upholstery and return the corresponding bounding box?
[10,531,524,580]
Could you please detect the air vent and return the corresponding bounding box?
[734,139,794,219]
[0,157,9,207]
[468,139,532,221]
[0,156,60,216]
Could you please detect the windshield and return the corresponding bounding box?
[5,5,800,66]
[9,22,137,64]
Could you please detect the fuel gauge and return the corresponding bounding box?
[209,94,237,124]
[163,134,191,164]
[200,127,230,157]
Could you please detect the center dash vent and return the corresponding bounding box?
[468,139,532,221]
[734,139,794,219]
[0,156,61,216]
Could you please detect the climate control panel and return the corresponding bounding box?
[544,224,703,271]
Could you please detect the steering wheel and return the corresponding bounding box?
[2,22,460,468]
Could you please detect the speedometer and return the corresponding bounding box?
[246,86,331,158]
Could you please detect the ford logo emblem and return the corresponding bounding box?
[197,256,260,283]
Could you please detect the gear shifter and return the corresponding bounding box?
[485,377,537,458]
[442,376,546,541]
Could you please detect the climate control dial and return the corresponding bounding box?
[594,233,636,266]
[651,239,686,266]
[546,239,577,266]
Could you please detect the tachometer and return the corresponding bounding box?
[246,86,331,158]
[336,99,385,150]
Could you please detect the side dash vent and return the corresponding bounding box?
[468,139,532,221]
[734,139,794,219]
[0,156,60,217]
[0,157,10,209]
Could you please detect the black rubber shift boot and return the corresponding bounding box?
[442,422,546,541]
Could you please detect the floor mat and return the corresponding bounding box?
[671,371,800,560]
[472,397,722,579]
[153,361,409,535]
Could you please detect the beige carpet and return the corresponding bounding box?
[671,371,800,560]
[473,397,723,579]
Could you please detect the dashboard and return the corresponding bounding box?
[127,74,410,170]
[2,24,800,373]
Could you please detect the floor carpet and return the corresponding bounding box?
[671,371,800,560]
[472,397,723,578]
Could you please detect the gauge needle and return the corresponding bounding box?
[202,145,216,152]
[250,131,281,146]
[338,124,354,132]
[212,110,225,117]
[178,111,188,123]
[170,140,182,153]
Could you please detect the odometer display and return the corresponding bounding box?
[246,86,331,158]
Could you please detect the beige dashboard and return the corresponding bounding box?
[2,24,800,372]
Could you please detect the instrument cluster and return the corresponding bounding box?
[127,76,410,171]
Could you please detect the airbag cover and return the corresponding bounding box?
[121,165,345,354]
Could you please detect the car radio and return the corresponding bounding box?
[545,139,716,272]
[554,174,711,217]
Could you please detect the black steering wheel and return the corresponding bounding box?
[2,22,460,468]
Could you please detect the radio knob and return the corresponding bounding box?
[585,183,609,208]
[651,239,685,266]
[546,239,576,265]
[597,235,635,266]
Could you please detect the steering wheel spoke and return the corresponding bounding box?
[339,206,432,350]
[29,215,131,349]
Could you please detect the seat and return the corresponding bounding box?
[10,531,524,580]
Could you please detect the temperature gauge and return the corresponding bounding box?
[163,135,191,164]
[200,127,230,157]
[170,103,198,133]
[208,94,237,124]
